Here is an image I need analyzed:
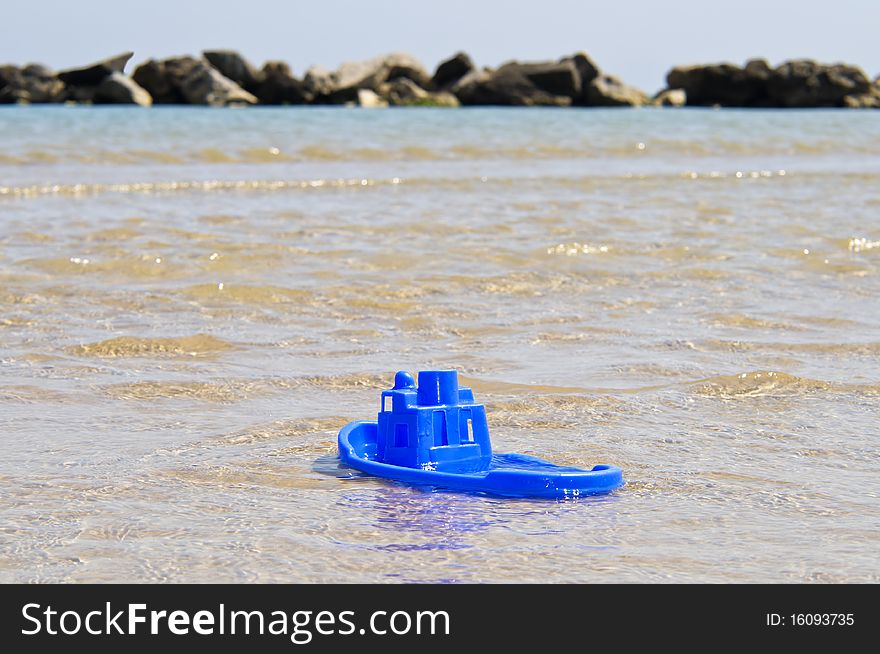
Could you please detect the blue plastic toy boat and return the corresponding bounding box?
[337,369,624,498]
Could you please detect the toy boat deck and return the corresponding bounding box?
[339,420,623,498]
[337,370,624,499]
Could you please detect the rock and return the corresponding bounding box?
[431,52,475,89]
[379,77,459,107]
[843,93,880,108]
[564,52,600,86]
[383,53,431,87]
[424,91,459,107]
[584,74,647,106]
[133,57,194,103]
[767,60,872,107]
[652,88,686,107]
[744,58,772,82]
[666,58,873,107]
[306,53,431,103]
[93,72,152,105]
[0,64,16,88]
[64,85,99,103]
[179,63,257,106]
[453,66,571,106]
[22,63,53,78]
[666,61,770,106]
[0,63,64,103]
[380,77,427,104]
[355,89,388,108]
[842,80,880,108]
[252,61,308,104]
[133,56,256,105]
[449,68,489,95]
[57,52,133,86]
[203,50,261,91]
[497,60,581,98]
[0,65,22,102]
[302,65,335,99]
[330,57,393,96]
[562,51,601,104]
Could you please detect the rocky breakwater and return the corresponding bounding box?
[444,52,646,106]
[0,51,262,107]
[0,53,151,105]
[3,50,877,109]
[132,55,257,106]
[0,49,648,108]
[659,58,880,108]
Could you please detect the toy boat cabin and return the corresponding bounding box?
[376,370,492,473]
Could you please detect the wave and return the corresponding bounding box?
[216,417,350,446]
[3,137,880,167]
[5,169,880,201]
[181,283,312,305]
[702,340,880,355]
[707,313,802,331]
[0,177,402,198]
[691,370,880,398]
[70,334,233,358]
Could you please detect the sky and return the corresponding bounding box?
[3,0,878,93]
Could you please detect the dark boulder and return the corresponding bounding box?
[304,53,431,103]
[57,52,133,86]
[453,66,571,106]
[584,75,647,106]
[0,65,20,96]
[203,50,261,91]
[744,58,772,81]
[179,63,257,105]
[22,64,53,77]
[497,60,581,98]
[844,72,880,108]
[666,60,770,106]
[664,58,874,108]
[652,88,686,106]
[0,65,23,103]
[384,55,431,88]
[93,72,152,105]
[565,52,600,85]
[133,56,256,105]
[431,52,475,89]
[378,77,459,107]
[0,63,64,103]
[133,57,194,103]
[843,88,880,108]
[252,61,309,104]
[64,85,99,103]
[848,77,880,108]
[302,65,335,99]
[561,51,600,104]
[767,60,872,107]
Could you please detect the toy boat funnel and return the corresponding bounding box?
[337,370,624,498]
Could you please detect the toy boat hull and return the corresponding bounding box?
[338,420,624,498]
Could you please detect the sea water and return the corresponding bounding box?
[1,106,878,582]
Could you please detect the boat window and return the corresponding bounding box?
[383,396,391,412]
[459,410,473,443]
[433,410,448,446]
[394,423,409,448]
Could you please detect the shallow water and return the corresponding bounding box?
[1,106,879,583]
